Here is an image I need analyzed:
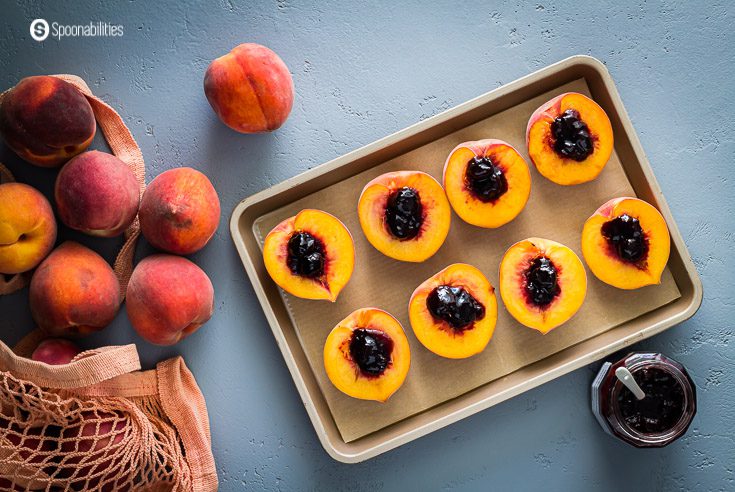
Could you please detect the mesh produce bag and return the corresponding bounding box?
[0,330,217,491]
[0,75,217,489]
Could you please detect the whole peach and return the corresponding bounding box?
[126,254,214,346]
[1,423,55,490]
[29,241,120,336]
[204,43,294,133]
[139,167,220,255]
[31,338,81,365]
[61,411,127,454]
[0,182,57,274]
[0,76,96,167]
[55,150,140,237]
[59,410,128,490]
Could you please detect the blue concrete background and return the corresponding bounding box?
[1,1,733,490]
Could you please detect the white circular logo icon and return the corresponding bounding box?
[30,19,49,42]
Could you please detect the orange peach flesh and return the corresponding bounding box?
[526,92,613,185]
[443,139,531,228]
[409,263,498,359]
[499,237,587,334]
[582,197,670,289]
[324,308,410,402]
[358,171,451,262]
[263,209,354,302]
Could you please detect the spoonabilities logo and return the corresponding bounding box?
[30,19,49,41]
[29,19,123,42]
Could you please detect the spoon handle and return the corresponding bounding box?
[615,366,646,400]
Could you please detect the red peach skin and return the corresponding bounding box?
[139,167,220,255]
[0,76,96,167]
[29,241,120,336]
[55,150,140,237]
[126,255,214,346]
[31,338,81,365]
[204,43,294,133]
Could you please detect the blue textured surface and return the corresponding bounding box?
[1,1,733,490]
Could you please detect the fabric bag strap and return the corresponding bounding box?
[0,332,141,389]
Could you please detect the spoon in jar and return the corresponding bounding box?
[615,366,646,400]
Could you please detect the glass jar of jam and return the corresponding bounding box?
[591,352,696,447]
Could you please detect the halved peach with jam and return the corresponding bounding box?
[582,197,670,289]
[358,171,450,262]
[409,263,497,359]
[499,238,587,334]
[443,139,531,228]
[263,209,354,302]
[526,92,613,185]
[323,308,410,402]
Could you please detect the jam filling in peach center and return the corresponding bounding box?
[465,156,508,203]
[618,367,685,434]
[427,285,485,330]
[601,214,648,263]
[551,109,593,161]
[524,257,560,307]
[385,186,423,240]
[287,231,325,278]
[349,328,393,376]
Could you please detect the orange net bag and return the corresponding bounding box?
[0,331,217,491]
[0,75,217,490]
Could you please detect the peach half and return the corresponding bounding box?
[499,238,587,334]
[358,171,451,262]
[526,92,613,185]
[323,308,410,402]
[263,209,354,302]
[582,197,670,289]
[409,263,497,359]
[443,139,531,228]
[0,182,57,274]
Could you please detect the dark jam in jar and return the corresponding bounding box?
[591,352,696,448]
[617,367,685,434]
